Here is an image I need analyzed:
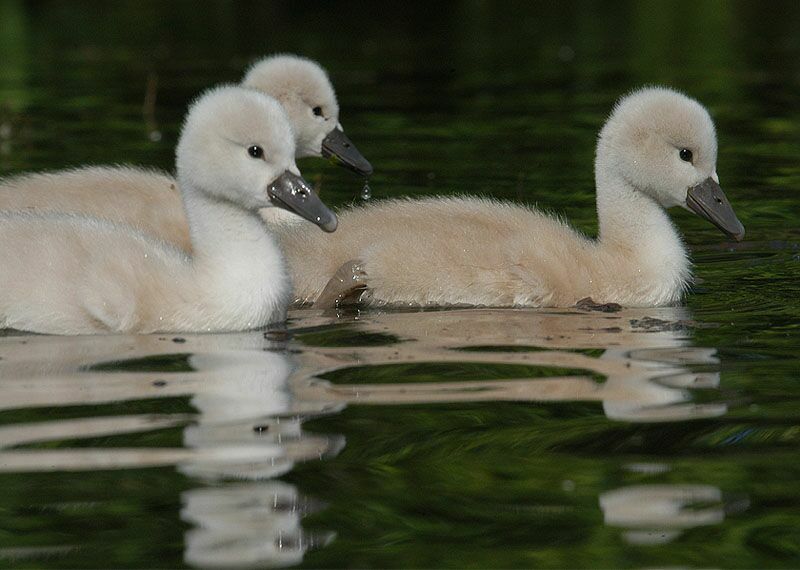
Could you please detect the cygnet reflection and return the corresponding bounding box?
[182,481,333,568]
[0,304,734,569]
[291,306,728,423]
[599,484,746,545]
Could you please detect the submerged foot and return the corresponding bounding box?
[314,259,369,308]
[575,297,623,313]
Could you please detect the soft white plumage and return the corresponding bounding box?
[242,54,341,159]
[279,87,744,308]
[0,86,329,334]
[0,54,369,251]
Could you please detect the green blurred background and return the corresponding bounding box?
[1,0,798,242]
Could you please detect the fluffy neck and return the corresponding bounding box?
[593,155,691,306]
[179,179,289,325]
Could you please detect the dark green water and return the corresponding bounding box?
[1,1,799,568]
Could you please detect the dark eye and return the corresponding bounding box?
[247,145,264,159]
[312,106,323,117]
[679,148,693,162]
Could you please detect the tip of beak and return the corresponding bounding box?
[729,220,745,242]
[320,213,338,233]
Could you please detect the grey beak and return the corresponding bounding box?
[686,177,745,241]
[321,127,373,176]
[267,170,338,232]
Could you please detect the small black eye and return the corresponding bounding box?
[312,106,323,117]
[679,148,693,162]
[248,145,264,159]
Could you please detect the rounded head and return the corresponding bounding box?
[598,87,718,208]
[175,86,337,231]
[597,87,744,240]
[176,85,298,211]
[242,54,339,158]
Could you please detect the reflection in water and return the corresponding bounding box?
[0,306,741,567]
[599,484,729,545]
[182,482,332,568]
[293,307,727,423]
